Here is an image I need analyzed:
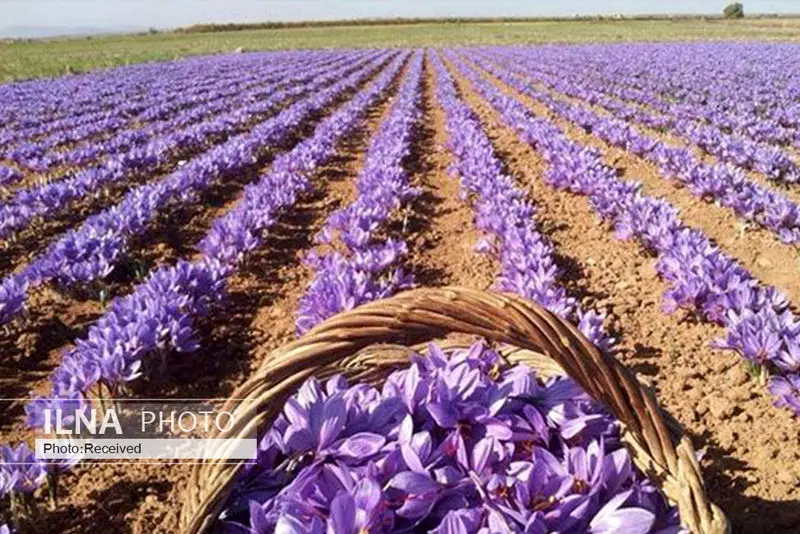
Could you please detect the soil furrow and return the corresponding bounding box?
[400,57,496,290]
[246,63,410,367]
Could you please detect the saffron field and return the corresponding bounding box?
[0,44,799,533]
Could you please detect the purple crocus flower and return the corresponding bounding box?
[0,443,46,494]
[775,342,800,373]
[387,470,443,519]
[327,478,390,532]
[589,490,655,534]
[282,379,347,454]
[768,375,800,416]
[431,508,484,534]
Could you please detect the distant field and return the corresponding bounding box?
[2,17,800,81]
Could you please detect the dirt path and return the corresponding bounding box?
[0,162,47,200]
[398,58,496,290]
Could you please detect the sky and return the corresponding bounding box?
[2,0,799,38]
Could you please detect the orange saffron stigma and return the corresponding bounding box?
[572,478,589,494]
[488,363,501,380]
[531,494,558,512]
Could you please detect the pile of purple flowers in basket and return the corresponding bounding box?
[219,342,683,533]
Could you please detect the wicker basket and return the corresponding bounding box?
[179,286,729,534]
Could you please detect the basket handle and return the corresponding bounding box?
[180,286,728,534]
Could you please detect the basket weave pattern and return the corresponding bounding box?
[180,287,729,534]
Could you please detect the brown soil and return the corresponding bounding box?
[247,62,408,366]
[444,56,800,533]
[399,60,496,290]
[0,162,48,200]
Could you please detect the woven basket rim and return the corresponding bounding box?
[179,286,729,534]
